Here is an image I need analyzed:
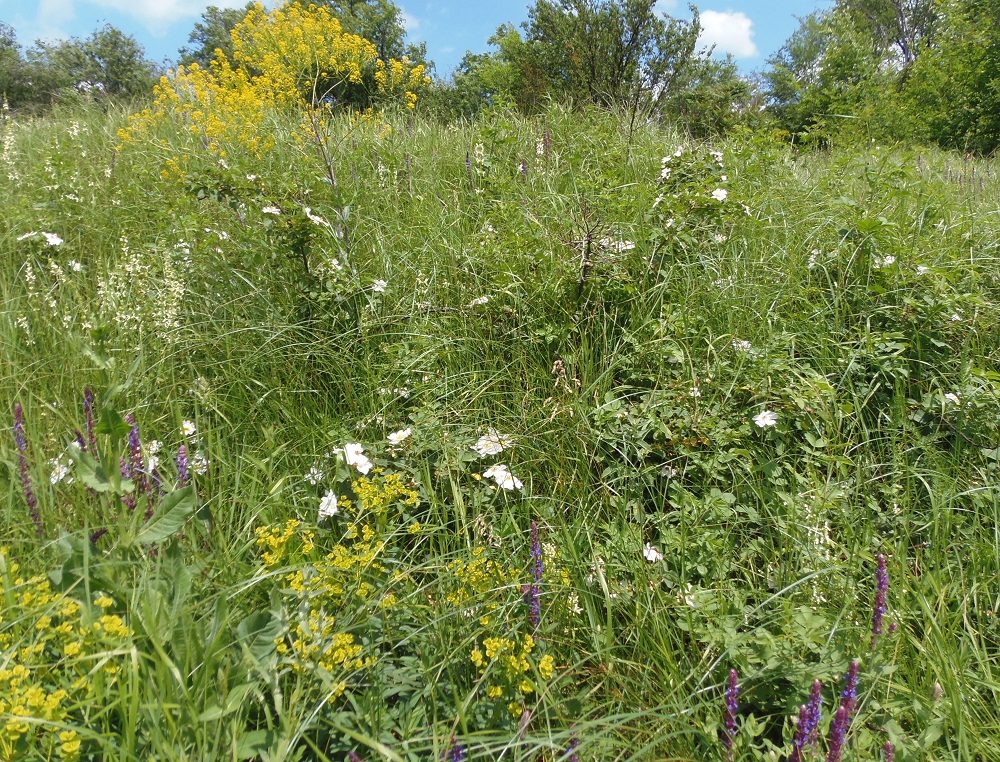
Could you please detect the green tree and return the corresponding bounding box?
[179,4,255,68]
[26,24,158,101]
[0,23,32,108]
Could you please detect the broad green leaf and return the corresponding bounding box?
[134,487,195,545]
[236,611,282,664]
[96,407,132,440]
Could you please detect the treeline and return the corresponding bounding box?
[5,0,1000,151]
[764,0,1000,152]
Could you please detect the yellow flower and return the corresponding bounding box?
[470,649,484,668]
[519,678,534,694]
[538,654,555,680]
[486,685,503,699]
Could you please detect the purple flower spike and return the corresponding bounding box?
[126,414,148,499]
[841,661,859,720]
[525,521,542,630]
[121,456,136,512]
[724,669,739,754]
[871,553,888,647]
[90,527,109,544]
[790,705,809,762]
[177,444,189,487]
[826,705,850,762]
[567,733,579,762]
[883,741,895,762]
[84,387,98,455]
[441,737,465,762]
[13,403,42,533]
[791,680,822,762]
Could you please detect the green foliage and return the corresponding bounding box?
[4,97,1000,759]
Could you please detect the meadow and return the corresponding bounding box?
[2,97,1000,761]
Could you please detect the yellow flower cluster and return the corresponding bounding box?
[0,550,132,760]
[255,518,315,568]
[445,548,519,623]
[118,2,429,158]
[470,632,556,705]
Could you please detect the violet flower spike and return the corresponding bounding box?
[84,386,98,454]
[126,414,148,499]
[13,403,41,533]
[871,553,888,647]
[826,705,850,762]
[883,741,894,762]
[567,733,579,762]
[805,679,823,747]
[120,456,136,512]
[177,444,190,487]
[840,661,859,720]
[790,705,809,762]
[724,668,739,754]
[527,521,542,630]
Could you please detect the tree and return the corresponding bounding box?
[0,23,32,108]
[179,4,255,68]
[26,25,158,100]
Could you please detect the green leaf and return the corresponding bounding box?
[236,611,282,664]
[96,407,132,440]
[235,729,276,760]
[65,444,120,493]
[134,487,196,545]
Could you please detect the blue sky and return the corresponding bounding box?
[0,0,830,76]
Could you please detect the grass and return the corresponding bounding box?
[1,97,1000,761]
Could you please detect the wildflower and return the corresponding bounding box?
[827,661,859,762]
[753,410,778,428]
[17,231,38,241]
[944,392,960,405]
[883,741,894,762]
[68,259,82,271]
[724,669,739,755]
[567,734,580,762]
[372,279,387,292]
[473,428,512,456]
[306,465,324,485]
[262,205,281,214]
[790,680,823,762]
[643,543,663,563]
[873,255,896,268]
[483,463,523,490]
[42,232,63,246]
[13,403,41,533]
[191,452,209,476]
[660,464,678,478]
[334,443,373,474]
[387,428,412,444]
[319,491,339,519]
[121,456,136,512]
[871,554,888,646]
[49,459,71,484]
[711,188,728,202]
[524,520,542,629]
[182,419,197,438]
[689,386,701,398]
[84,387,98,454]
[177,444,189,487]
[468,295,489,307]
[126,414,148,498]
[732,338,752,353]
[304,207,331,228]
[916,265,930,275]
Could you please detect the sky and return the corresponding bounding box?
[0,0,831,77]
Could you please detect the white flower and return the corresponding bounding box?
[146,454,160,472]
[673,147,684,158]
[68,260,82,272]
[643,543,663,563]
[732,338,752,353]
[191,453,209,475]
[808,249,820,269]
[944,392,961,405]
[950,313,962,322]
[468,295,489,307]
[472,428,512,457]
[334,442,373,474]
[753,410,778,428]
[262,205,281,215]
[17,231,39,241]
[660,464,678,478]
[388,428,412,444]
[49,460,71,484]
[482,463,523,490]
[42,232,63,247]
[319,490,339,519]
[304,207,331,228]
[306,465,325,485]
[916,265,930,275]
[246,174,258,181]
[147,439,162,455]
[873,255,896,268]
[182,420,197,438]
[599,238,635,253]
[711,188,728,202]
[372,279,387,293]
[710,150,724,164]
[689,386,701,398]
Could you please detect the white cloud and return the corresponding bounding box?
[400,9,421,32]
[88,0,248,29]
[698,9,758,59]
